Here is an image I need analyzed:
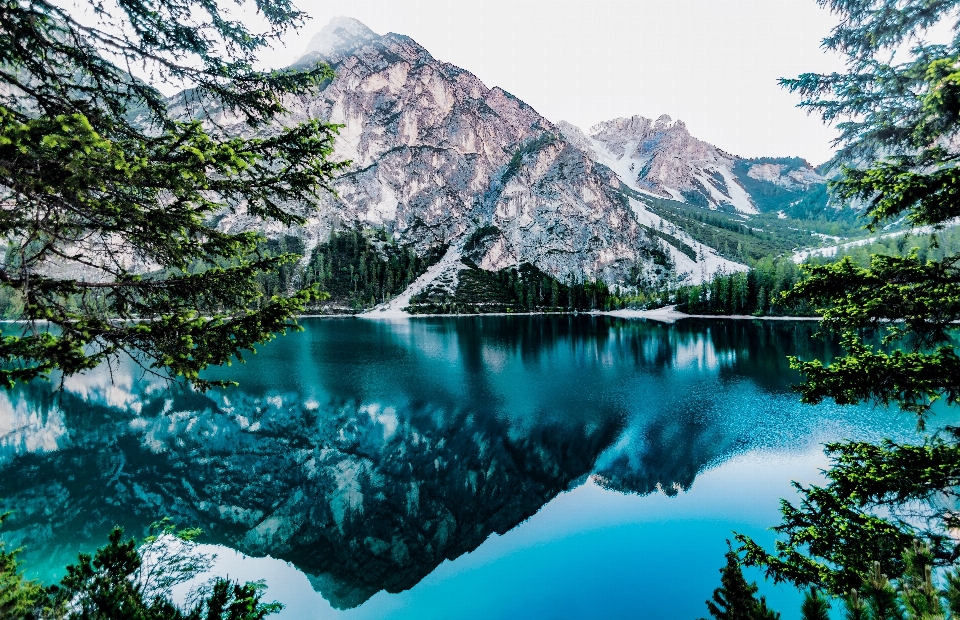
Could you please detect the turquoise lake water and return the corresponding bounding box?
[0,315,930,618]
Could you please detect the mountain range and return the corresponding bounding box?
[196,16,842,305]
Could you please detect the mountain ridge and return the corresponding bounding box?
[182,16,846,308]
[193,16,754,294]
[558,115,827,216]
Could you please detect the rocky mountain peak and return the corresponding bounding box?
[652,114,680,130]
[562,113,827,216]
[302,16,378,58]
[214,19,681,288]
[206,18,777,293]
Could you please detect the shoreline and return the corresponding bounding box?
[0,309,822,326]
[298,306,821,324]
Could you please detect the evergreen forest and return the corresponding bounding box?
[298,228,446,312]
[675,226,960,317]
[405,259,634,314]
[674,257,814,317]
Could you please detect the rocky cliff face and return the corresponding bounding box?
[205,17,667,287]
[559,116,826,214]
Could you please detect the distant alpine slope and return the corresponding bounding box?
[190,16,837,290]
[558,117,828,217]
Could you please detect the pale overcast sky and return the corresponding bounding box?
[250,0,846,165]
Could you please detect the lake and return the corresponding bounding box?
[0,315,928,619]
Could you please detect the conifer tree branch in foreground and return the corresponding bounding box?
[736,0,960,596]
[0,513,283,619]
[0,0,349,389]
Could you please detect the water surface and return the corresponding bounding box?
[0,316,926,618]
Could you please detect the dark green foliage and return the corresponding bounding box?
[754,598,781,620]
[843,589,869,620]
[738,481,916,594]
[737,430,960,592]
[675,258,814,317]
[0,512,46,618]
[253,236,307,308]
[800,588,831,620]
[639,195,819,263]
[862,564,904,620]
[736,433,960,593]
[0,0,326,129]
[50,527,281,619]
[302,228,445,312]
[736,0,960,600]
[0,520,280,619]
[838,557,955,620]
[406,259,623,314]
[899,542,939,620]
[639,224,697,261]
[682,188,711,208]
[773,0,960,420]
[707,170,731,198]
[618,283,674,310]
[617,185,864,264]
[0,0,348,390]
[943,567,960,618]
[784,250,960,422]
[700,546,780,620]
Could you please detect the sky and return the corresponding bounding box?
[246,0,847,165]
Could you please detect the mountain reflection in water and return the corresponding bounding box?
[0,316,877,610]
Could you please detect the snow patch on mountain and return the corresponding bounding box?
[365,247,463,317]
[626,198,747,284]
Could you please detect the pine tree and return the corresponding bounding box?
[942,568,960,619]
[0,513,46,618]
[777,0,960,423]
[702,546,780,620]
[1,518,282,618]
[755,596,781,620]
[755,287,767,316]
[800,588,831,620]
[864,563,905,620]
[899,543,942,620]
[738,0,960,593]
[844,589,869,620]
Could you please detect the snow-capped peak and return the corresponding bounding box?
[303,16,377,57]
[653,114,679,130]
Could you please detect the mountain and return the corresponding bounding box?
[184,16,762,297]
[558,116,828,217]
[184,17,852,302]
[204,17,677,291]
